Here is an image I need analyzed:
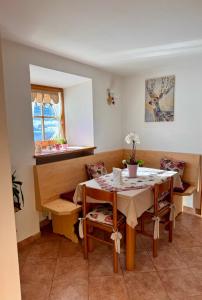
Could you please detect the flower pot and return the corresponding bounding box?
[127,164,138,178]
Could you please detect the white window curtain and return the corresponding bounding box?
[32,89,64,139]
[31,90,59,104]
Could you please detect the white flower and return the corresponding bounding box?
[125,132,140,145]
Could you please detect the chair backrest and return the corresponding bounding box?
[82,185,118,230]
[153,177,173,215]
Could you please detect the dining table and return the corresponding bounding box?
[73,167,179,271]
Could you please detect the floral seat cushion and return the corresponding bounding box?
[160,158,185,190]
[86,205,124,225]
[86,161,107,180]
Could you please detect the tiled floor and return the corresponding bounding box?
[18,212,202,300]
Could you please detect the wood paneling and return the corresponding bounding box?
[124,149,201,213]
[34,148,201,212]
[34,149,123,210]
[124,149,200,186]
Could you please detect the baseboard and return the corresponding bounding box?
[17,232,41,249]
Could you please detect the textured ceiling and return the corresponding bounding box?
[1,0,202,74]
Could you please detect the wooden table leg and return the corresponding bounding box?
[126,224,135,271]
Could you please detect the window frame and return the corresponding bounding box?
[31,84,66,142]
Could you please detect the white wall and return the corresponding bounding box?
[2,39,123,241]
[0,37,21,300]
[122,55,202,154]
[64,80,94,146]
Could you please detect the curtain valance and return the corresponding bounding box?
[31,90,59,104]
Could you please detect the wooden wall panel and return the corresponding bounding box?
[124,149,200,186]
[34,148,201,212]
[34,149,123,210]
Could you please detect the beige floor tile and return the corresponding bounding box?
[20,257,56,284]
[191,266,202,284]
[135,234,152,251]
[18,245,32,271]
[177,247,202,267]
[54,256,88,279]
[18,245,31,263]
[89,252,122,276]
[88,242,113,257]
[50,274,88,300]
[190,229,202,244]
[185,296,202,300]
[121,251,155,272]
[124,271,169,300]
[21,281,52,300]
[58,239,83,257]
[89,275,129,300]
[151,247,187,270]
[158,268,202,300]
[18,213,202,300]
[28,240,60,259]
[35,232,61,244]
[176,214,202,231]
[173,230,202,249]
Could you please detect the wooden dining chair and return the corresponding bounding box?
[138,177,174,257]
[82,185,125,273]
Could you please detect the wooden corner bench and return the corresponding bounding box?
[33,165,82,243]
[42,199,81,243]
[33,148,201,243]
[33,149,123,242]
[124,149,201,216]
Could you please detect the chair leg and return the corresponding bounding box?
[83,220,88,259]
[140,216,144,233]
[113,243,118,273]
[169,220,173,242]
[153,238,158,257]
[87,225,94,252]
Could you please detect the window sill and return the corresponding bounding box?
[34,146,96,165]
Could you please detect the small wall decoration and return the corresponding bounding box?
[107,88,115,105]
[145,75,175,122]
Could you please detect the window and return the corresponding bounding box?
[31,85,65,142]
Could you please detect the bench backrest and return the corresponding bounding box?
[34,148,201,211]
[124,149,200,186]
[34,149,123,210]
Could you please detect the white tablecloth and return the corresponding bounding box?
[73,167,179,228]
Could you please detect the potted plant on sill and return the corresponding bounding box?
[122,132,141,178]
[12,171,24,212]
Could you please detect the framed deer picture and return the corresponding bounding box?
[145,75,175,122]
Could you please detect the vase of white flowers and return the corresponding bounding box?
[123,132,140,178]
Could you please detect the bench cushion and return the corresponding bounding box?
[160,158,185,190]
[173,181,190,193]
[60,190,76,202]
[160,158,185,177]
[86,161,107,179]
[174,185,196,196]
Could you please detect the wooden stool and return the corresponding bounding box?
[42,199,81,243]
